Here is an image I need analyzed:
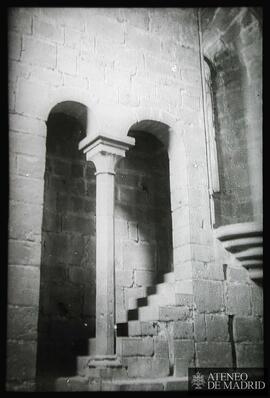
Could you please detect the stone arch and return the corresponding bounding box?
[37,100,97,380]
[121,118,193,296]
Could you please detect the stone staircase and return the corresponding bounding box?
[53,271,192,391]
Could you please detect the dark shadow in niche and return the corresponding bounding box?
[115,130,173,327]
[36,108,96,387]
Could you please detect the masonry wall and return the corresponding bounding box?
[8,7,202,389]
[7,7,263,391]
[193,237,263,368]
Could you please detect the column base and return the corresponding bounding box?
[88,355,122,368]
[77,354,125,379]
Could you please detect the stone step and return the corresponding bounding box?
[102,376,188,391]
[77,355,122,377]
[138,305,160,321]
[55,375,188,391]
[163,271,175,283]
[116,336,154,357]
[128,281,176,311]
[138,305,190,322]
[147,292,176,307]
[54,375,91,392]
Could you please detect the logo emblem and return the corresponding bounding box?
[191,371,206,389]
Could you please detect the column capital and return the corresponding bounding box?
[79,134,135,174]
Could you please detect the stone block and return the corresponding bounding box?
[174,261,192,280]
[123,241,156,271]
[122,8,150,31]
[196,342,233,367]
[33,17,64,43]
[192,261,224,281]
[226,284,251,316]
[62,214,93,235]
[175,358,194,377]
[45,264,67,283]
[8,265,40,307]
[57,45,77,74]
[9,201,43,242]
[17,155,45,179]
[159,306,191,321]
[118,85,140,107]
[174,340,194,360]
[174,245,192,265]
[41,8,85,32]
[194,313,206,342]
[118,337,154,357]
[194,280,224,313]
[9,8,32,34]
[69,267,91,285]
[8,31,21,61]
[251,285,263,316]
[6,381,36,392]
[116,270,133,287]
[6,341,37,381]
[53,158,70,176]
[145,55,176,78]
[128,221,138,241]
[135,270,155,286]
[8,239,41,266]
[150,8,181,40]
[127,357,152,378]
[47,286,83,317]
[125,26,161,55]
[191,244,215,263]
[15,79,50,119]
[86,13,125,44]
[173,321,194,339]
[22,36,57,69]
[182,93,200,111]
[205,314,229,341]
[235,343,263,367]
[141,321,158,336]
[173,225,190,247]
[128,320,141,336]
[172,206,190,231]
[175,293,193,307]
[165,379,188,390]
[124,286,146,306]
[9,175,44,205]
[63,73,88,89]
[10,131,46,159]
[233,317,263,342]
[228,266,249,283]
[7,305,38,340]
[152,357,170,377]
[181,68,201,84]
[64,27,84,49]
[9,114,46,136]
[154,336,169,358]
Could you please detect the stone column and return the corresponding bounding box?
[79,135,134,356]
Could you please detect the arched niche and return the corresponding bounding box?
[114,120,174,323]
[202,8,262,226]
[37,101,96,381]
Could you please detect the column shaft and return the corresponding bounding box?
[95,171,115,355]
